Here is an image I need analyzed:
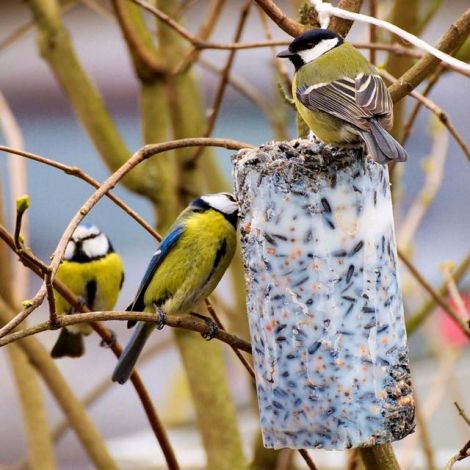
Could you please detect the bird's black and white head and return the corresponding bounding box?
[277,28,344,71]
[191,192,238,227]
[64,224,113,263]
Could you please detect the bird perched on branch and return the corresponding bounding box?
[277,28,408,164]
[112,192,238,385]
[51,224,124,358]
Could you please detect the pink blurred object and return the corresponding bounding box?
[438,292,470,346]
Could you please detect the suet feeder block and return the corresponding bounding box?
[232,139,415,450]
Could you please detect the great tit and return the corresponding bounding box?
[51,224,124,358]
[112,192,238,384]
[277,28,408,164]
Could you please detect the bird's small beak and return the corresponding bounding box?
[276,49,294,58]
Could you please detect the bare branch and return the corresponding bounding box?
[253,0,304,37]
[455,402,470,427]
[407,253,470,334]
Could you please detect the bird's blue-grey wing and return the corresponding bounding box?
[297,74,392,131]
[126,224,184,317]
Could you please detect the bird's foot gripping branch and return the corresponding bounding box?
[232,139,415,450]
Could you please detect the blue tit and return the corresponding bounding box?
[112,192,238,384]
[277,28,408,164]
[51,224,124,358]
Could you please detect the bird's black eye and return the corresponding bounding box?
[193,208,204,213]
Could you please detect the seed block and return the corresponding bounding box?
[232,140,415,450]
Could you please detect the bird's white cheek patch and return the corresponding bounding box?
[82,234,109,259]
[201,193,238,215]
[298,37,339,64]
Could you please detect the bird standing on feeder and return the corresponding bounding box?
[277,28,408,164]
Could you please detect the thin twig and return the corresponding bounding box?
[45,268,58,327]
[440,263,469,322]
[455,402,470,427]
[253,0,304,36]
[188,0,252,165]
[111,0,166,78]
[398,249,470,338]
[407,253,470,335]
[445,439,470,470]
[298,449,318,470]
[173,0,226,75]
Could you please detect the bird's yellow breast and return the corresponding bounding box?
[143,209,236,315]
[54,253,124,334]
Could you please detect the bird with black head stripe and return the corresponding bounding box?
[51,224,125,358]
[112,192,238,385]
[277,28,408,164]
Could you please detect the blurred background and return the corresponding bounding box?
[0,0,469,468]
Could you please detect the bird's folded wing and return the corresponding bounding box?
[296,74,392,131]
[355,74,393,130]
[127,225,184,312]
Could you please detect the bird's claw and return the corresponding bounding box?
[100,329,116,348]
[190,312,218,341]
[155,310,167,330]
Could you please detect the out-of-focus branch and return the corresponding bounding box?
[359,444,400,470]
[398,249,470,338]
[407,253,470,335]
[455,402,470,427]
[389,8,470,102]
[174,0,227,75]
[0,93,29,303]
[111,0,167,80]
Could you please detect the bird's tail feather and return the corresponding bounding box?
[112,322,153,384]
[360,120,408,163]
[51,328,84,358]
